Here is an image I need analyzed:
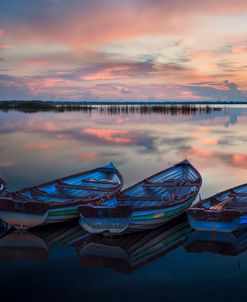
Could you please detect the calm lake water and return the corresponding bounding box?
[0,105,247,301]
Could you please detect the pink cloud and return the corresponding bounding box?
[7,1,247,48]
[82,128,131,144]
[1,1,247,101]
[83,66,130,81]
[21,142,63,151]
[0,44,12,49]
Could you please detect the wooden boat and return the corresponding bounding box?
[76,217,192,273]
[0,162,123,230]
[79,160,202,234]
[185,230,247,256]
[187,183,247,232]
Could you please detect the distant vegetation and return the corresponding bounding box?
[99,104,222,115]
[0,100,222,115]
[0,101,95,113]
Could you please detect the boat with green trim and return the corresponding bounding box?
[0,162,123,230]
[79,160,202,234]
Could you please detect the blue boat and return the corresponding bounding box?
[0,163,123,230]
[79,160,202,234]
[187,183,247,232]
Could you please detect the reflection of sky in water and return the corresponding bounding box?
[0,107,247,302]
[1,107,247,197]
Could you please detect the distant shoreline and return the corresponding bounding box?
[0,100,247,105]
[0,100,224,115]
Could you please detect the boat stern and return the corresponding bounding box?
[0,197,49,230]
[79,205,133,234]
[187,208,241,232]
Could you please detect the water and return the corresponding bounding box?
[0,106,247,302]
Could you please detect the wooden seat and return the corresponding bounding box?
[31,187,77,198]
[83,179,118,186]
[143,179,199,187]
[56,181,114,192]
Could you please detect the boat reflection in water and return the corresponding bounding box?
[0,222,89,261]
[0,217,192,270]
[0,231,49,261]
[75,216,192,273]
[185,230,247,256]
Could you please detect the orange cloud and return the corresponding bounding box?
[200,138,219,145]
[232,154,247,168]
[27,78,68,95]
[82,128,131,144]
[25,59,49,66]
[232,46,247,54]
[188,147,214,158]
[0,44,13,49]
[83,66,130,81]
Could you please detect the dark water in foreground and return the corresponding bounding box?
[0,106,247,302]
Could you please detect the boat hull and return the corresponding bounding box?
[80,196,196,234]
[0,204,79,230]
[187,209,247,232]
[126,196,196,232]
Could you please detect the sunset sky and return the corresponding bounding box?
[0,0,247,101]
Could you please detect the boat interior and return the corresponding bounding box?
[105,162,201,208]
[203,184,247,211]
[13,167,122,204]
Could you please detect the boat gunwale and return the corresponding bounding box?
[0,164,124,212]
[187,182,247,217]
[79,160,202,215]
[119,159,202,211]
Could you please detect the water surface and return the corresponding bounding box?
[0,106,247,302]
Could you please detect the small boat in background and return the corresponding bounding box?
[187,183,247,232]
[185,230,247,256]
[0,163,123,230]
[79,160,202,234]
[76,217,192,274]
